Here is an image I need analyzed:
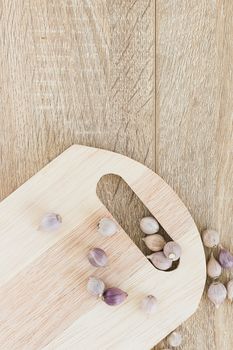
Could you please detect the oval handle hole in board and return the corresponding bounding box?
[96,174,179,271]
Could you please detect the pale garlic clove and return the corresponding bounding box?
[141,295,158,315]
[167,331,182,347]
[202,229,220,248]
[140,216,159,235]
[207,281,227,308]
[218,245,233,269]
[88,248,108,267]
[142,234,166,252]
[163,241,182,261]
[227,279,233,302]
[147,252,172,271]
[207,252,222,279]
[39,213,62,231]
[98,218,118,237]
[87,276,105,297]
[102,287,128,306]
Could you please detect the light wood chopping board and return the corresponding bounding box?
[0,145,206,349]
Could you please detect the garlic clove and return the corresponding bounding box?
[207,281,227,308]
[98,218,118,237]
[102,287,128,306]
[218,245,233,269]
[163,241,182,261]
[87,276,105,297]
[227,279,233,302]
[207,252,222,279]
[147,252,172,271]
[140,216,159,235]
[167,331,182,347]
[39,213,62,231]
[142,234,166,252]
[141,295,158,315]
[88,248,108,267]
[202,229,220,248]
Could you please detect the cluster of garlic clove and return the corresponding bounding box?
[87,276,128,306]
[202,229,233,307]
[86,219,128,307]
[140,216,182,271]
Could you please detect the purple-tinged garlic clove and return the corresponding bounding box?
[141,295,158,315]
[87,248,108,267]
[218,245,233,269]
[102,287,128,306]
[39,213,62,231]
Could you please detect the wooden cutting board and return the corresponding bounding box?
[0,145,206,350]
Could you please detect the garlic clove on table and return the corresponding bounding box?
[39,212,62,231]
[142,234,166,252]
[207,281,227,308]
[140,216,159,235]
[98,218,118,237]
[88,248,108,267]
[147,251,172,270]
[163,241,182,261]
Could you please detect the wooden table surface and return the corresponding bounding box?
[0,1,232,349]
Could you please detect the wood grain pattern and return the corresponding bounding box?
[0,145,205,349]
[156,1,233,349]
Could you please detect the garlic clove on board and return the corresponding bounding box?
[207,281,227,308]
[98,218,118,237]
[163,241,182,261]
[147,252,172,271]
[141,295,158,315]
[102,287,128,306]
[227,279,233,302]
[140,216,159,235]
[142,234,166,252]
[202,229,220,248]
[87,276,105,297]
[207,252,222,279]
[218,245,233,269]
[39,212,62,231]
[87,248,108,267]
[167,331,182,347]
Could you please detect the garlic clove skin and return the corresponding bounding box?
[167,331,182,347]
[39,213,62,231]
[227,279,233,302]
[147,252,172,271]
[163,241,182,261]
[102,287,128,306]
[140,216,159,235]
[202,229,220,248]
[141,295,157,315]
[87,276,105,297]
[88,248,108,267]
[218,245,233,269]
[98,218,118,237]
[207,282,227,308]
[207,253,222,279]
[142,234,166,252]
